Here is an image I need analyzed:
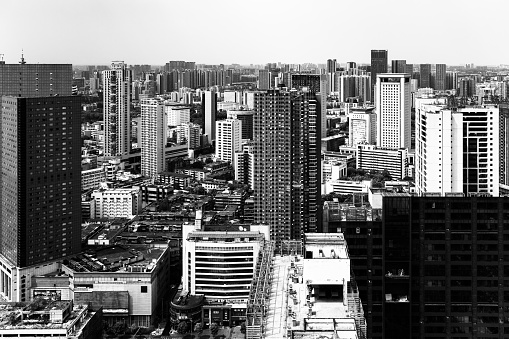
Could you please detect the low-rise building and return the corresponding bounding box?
[0,300,102,339]
[156,172,192,189]
[323,180,372,195]
[356,145,408,180]
[82,167,107,191]
[91,188,142,219]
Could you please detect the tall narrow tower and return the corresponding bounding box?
[370,50,388,96]
[376,73,411,149]
[141,98,167,178]
[103,61,132,156]
[253,89,321,246]
[202,90,217,144]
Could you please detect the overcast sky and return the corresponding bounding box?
[2,0,507,66]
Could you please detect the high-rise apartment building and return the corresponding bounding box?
[500,103,509,191]
[0,61,72,97]
[227,110,254,141]
[140,98,167,178]
[435,63,447,91]
[258,70,271,90]
[202,90,217,144]
[103,61,132,156]
[419,64,432,88]
[253,89,321,246]
[234,142,255,188]
[327,59,337,73]
[215,119,242,162]
[0,96,82,273]
[415,104,499,196]
[177,122,201,150]
[391,59,406,73]
[375,73,411,149]
[348,107,377,147]
[370,50,388,95]
[290,74,328,137]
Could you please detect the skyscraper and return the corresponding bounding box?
[140,98,167,178]
[253,89,321,246]
[0,96,82,299]
[500,103,509,192]
[419,64,432,88]
[227,110,254,141]
[258,70,271,90]
[370,50,388,95]
[391,59,406,73]
[375,73,411,149]
[326,59,337,73]
[202,90,217,144]
[215,118,242,162]
[103,61,132,156]
[415,104,500,196]
[435,63,447,91]
[0,60,72,97]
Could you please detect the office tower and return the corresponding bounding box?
[290,74,328,138]
[0,61,72,97]
[435,63,447,91]
[375,73,411,149]
[215,119,242,162]
[140,98,166,178]
[227,110,254,140]
[234,142,255,188]
[327,59,337,73]
[253,89,321,246]
[348,107,377,146]
[0,96,81,291]
[202,90,217,144]
[258,70,271,90]
[370,50,388,94]
[500,103,509,191]
[419,64,431,88]
[415,104,499,196]
[102,61,132,156]
[391,59,406,73]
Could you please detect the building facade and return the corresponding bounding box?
[0,62,72,97]
[356,145,408,180]
[375,73,411,150]
[202,91,217,144]
[227,110,254,141]
[91,188,142,219]
[435,63,447,91]
[253,89,321,246]
[215,119,242,162]
[415,104,500,196]
[0,96,82,269]
[141,98,166,178]
[370,50,388,95]
[103,61,132,156]
[348,107,377,147]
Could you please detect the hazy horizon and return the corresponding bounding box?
[2,0,508,67]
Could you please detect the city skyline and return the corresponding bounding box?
[2,0,509,66]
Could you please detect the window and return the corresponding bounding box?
[141,286,148,293]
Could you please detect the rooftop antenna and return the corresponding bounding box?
[19,49,26,64]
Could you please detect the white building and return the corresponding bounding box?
[141,98,167,178]
[165,105,190,126]
[177,122,202,149]
[81,167,107,191]
[375,73,411,149]
[182,224,270,303]
[216,119,242,162]
[91,188,142,219]
[203,91,217,143]
[323,180,372,195]
[415,104,500,196]
[356,145,408,180]
[103,61,132,156]
[348,107,377,147]
[322,161,348,183]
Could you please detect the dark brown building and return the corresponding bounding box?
[0,96,82,268]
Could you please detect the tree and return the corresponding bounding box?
[240,322,246,334]
[177,321,188,334]
[194,322,203,335]
[210,322,219,337]
[111,321,128,336]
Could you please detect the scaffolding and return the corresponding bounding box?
[246,240,275,339]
